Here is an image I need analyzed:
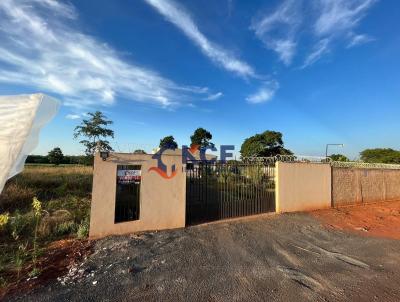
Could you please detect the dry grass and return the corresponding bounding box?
[0,165,92,212]
[0,165,93,288]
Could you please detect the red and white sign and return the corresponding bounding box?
[117,169,141,184]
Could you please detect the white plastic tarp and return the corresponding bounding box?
[0,94,59,194]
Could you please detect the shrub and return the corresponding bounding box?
[244,165,263,184]
[55,221,78,236]
[8,211,35,240]
[38,209,72,237]
[77,218,90,239]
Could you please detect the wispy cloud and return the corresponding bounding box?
[251,0,302,65]
[301,39,331,69]
[252,0,377,68]
[347,33,375,48]
[0,0,213,110]
[144,0,256,78]
[305,0,377,66]
[204,92,223,101]
[65,114,81,120]
[314,0,377,36]
[246,81,279,104]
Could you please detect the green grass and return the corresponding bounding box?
[0,165,92,287]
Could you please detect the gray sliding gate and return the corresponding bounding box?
[186,160,275,225]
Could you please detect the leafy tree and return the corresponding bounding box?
[190,128,214,149]
[360,148,400,164]
[329,154,349,162]
[26,155,49,164]
[63,155,93,166]
[240,130,292,158]
[159,136,178,149]
[47,147,64,165]
[73,111,114,156]
[133,149,147,154]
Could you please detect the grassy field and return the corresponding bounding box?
[0,165,93,288]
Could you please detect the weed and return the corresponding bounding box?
[8,211,34,241]
[0,212,9,231]
[39,209,73,237]
[15,242,28,280]
[31,198,42,271]
[77,217,90,239]
[0,165,93,285]
[28,268,41,278]
[55,221,78,236]
[0,276,6,288]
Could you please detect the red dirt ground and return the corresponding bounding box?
[312,200,400,240]
[0,239,93,300]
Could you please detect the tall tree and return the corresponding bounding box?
[159,136,178,149]
[360,148,400,164]
[190,128,214,149]
[240,130,292,158]
[73,111,114,155]
[47,147,64,165]
[330,154,349,162]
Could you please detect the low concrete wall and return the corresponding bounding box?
[276,162,332,213]
[332,168,400,207]
[89,152,186,238]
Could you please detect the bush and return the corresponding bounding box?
[8,211,35,240]
[55,221,78,236]
[77,218,90,239]
[38,210,73,237]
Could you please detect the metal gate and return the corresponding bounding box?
[186,161,275,225]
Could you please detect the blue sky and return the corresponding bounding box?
[0,0,399,159]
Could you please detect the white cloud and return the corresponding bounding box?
[144,0,256,78]
[246,82,279,104]
[314,0,377,36]
[347,33,375,48]
[204,92,223,101]
[0,0,212,109]
[302,38,331,69]
[251,0,302,65]
[252,0,377,68]
[66,114,81,120]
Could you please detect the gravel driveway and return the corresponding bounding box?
[8,212,400,301]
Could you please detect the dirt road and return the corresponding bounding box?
[8,211,400,301]
[313,200,400,240]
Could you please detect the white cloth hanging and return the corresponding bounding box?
[0,94,59,194]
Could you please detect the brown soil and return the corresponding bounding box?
[312,200,400,240]
[0,239,93,300]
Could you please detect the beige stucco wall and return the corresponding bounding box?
[89,152,186,238]
[276,162,332,213]
[332,168,400,207]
